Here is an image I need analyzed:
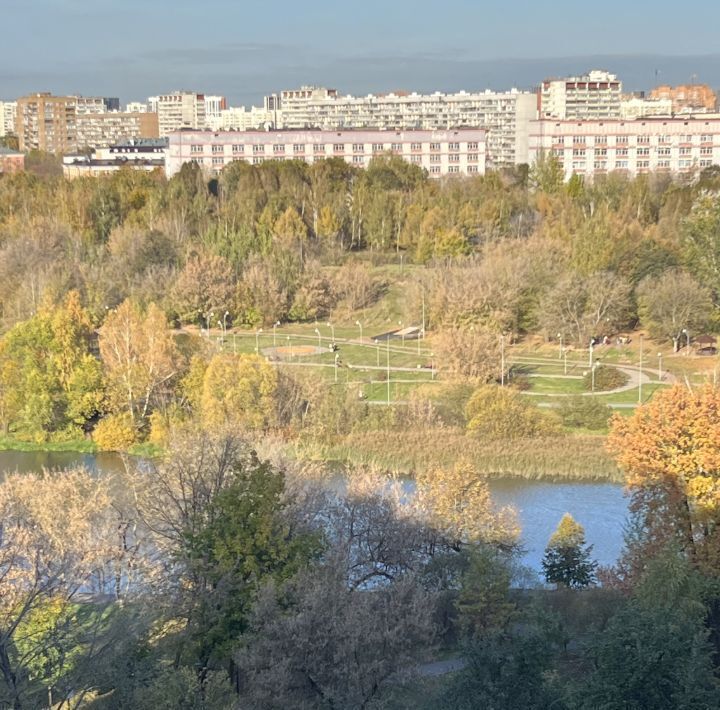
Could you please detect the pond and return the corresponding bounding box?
[0,452,628,573]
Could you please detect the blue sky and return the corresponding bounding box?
[3,0,720,104]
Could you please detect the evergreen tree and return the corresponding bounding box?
[542,513,597,588]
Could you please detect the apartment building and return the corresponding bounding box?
[16,94,78,152]
[540,70,622,120]
[63,138,167,178]
[529,116,720,180]
[125,101,149,113]
[75,111,159,149]
[0,102,17,136]
[264,86,535,167]
[209,105,277,131]
[619,96,673,119]
[166,128,486,178]
[649,84,717,114]
[204,95,228,126]
[156,92,206,136]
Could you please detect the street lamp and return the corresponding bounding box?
[223,310,229,337]
[591,358,601,393]
[327,322,335,345]
[374,339,380,367]
[334,353,339,383]
[314,327,321,349]
[273,321,280,347]
[557,332,563,360]
[682,328,690,355]
[355,320,363,342]
[562,347,568,375]
[658,352,663,381]
[588,338,594,368]
[255,328,263,354]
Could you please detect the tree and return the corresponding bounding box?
[172,251,235,326]
[432,326,503,381]
[542,514,597,588]
[273,206,309,263]
[682,190,720,297]
[98,300,180,430]
[607,384,720,573]
[637,269,713,351]
[200,354,278,431]
[415,459,519,548]
[529,151,565,194]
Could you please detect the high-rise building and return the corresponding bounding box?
[126,102,150,113]
[211,106,277,131]
[649,84,717,114]
[75,111,159,149]
[156,92,206,136]
[264,86,536,167]
[540,70,622,120]
[0,101,17,136]
[166,128,487,178]
[204,95,227,128]
[529,116,720,180]
[16,93,79,153]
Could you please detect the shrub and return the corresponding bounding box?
[557,396,613,430]
[92,413,137,451]
[465,385,560,439]
[582,365,628,392]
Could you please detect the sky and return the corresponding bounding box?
[3,0,720,105]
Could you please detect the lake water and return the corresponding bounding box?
[0,452,628,573]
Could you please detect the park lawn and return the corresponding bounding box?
[525,375,586,394]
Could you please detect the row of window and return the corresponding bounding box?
[561,133,715,146]
[190,142,482,155]
[199,156,480,173]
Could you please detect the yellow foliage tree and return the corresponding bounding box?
[201,354,278,431]
[608,384,720,571]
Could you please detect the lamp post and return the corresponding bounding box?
[557,332,563,359]
[327,322,335,346]
[658,352,663,381]
[334,353,339,383]
[591,358,601,393]
[682,328,690,355]
[217,320,223,346]
[273,321,280,347]
[374,339,380,367]
[314,327,321,349]
[356,320,363,342]
[223,310,229,337]
[562,347,568,375]
[255,328,263,354]
[589,338,594,368]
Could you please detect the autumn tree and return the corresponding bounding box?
[637,269,713,351]
[172,251,235,326]
[682,190,720,297]
[433,326,503,381]
[608,384,720,574]
[273,206,309,263]
[98,300,180,430]
[542,513,597,589]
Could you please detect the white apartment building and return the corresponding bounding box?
[540,70,622,120]
[0,101,17,136]
[126,101,149,113]
[166,128,486,178]
[203,96,227,127]
[209,106,277,131]
[265,86,536,167]
[529,117,720,180]
[156,92,206,136]
[619,97,673,120]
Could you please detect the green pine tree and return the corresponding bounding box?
[542,514,597,589]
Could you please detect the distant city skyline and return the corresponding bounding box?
[2,0,720,104]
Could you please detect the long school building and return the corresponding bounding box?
[529,116,720,180]
[166,128,487,178]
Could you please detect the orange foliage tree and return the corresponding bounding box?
[608,384,720,573]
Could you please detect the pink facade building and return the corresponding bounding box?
[166,128,486,178]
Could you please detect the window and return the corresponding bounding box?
[679,147,691,156]
[352,143,364,153]
[410,142,422,151]
[657,147,671,156]
[658,160,671,168]
[638,135,650,144]
[468,142,479,150]
[637,147,650,157]
[313,144,325,153]
[429,166,441,174]
[212,156,224,166]
[390,143,402,152]
[449,154,460,163]
[190,144,203,154]
[658,134,671,144]
[595,148,607,157]
[701,147,713,156]
[616,135,628,144]
[449,142,460,150]
[555,136,565,145]
[468,165,479,173]
[212,145,224,154]
[352,155,364,164]
[573,149,586,157]
[572,161,585,170]
[616,148,628,157]
[595,135,607,144]
[448,165,459,173]
[430,155,441,163]
[252,157,263,164]
[410,155,422,163]
[700,159,713,167]
[701,134,712,143]
[293,144,305,153]
[232,144,244,153]
[572,136,585,145]
[430,142,441,151]
[273,144,285,153]
[679,159,692,168]
[638,160,650,168]
[253,144,264,154]
[468,154,479,162]
[372,143,384,152]
[594,161,607,170]
[333,143,344,152]
[616,160,628,169]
